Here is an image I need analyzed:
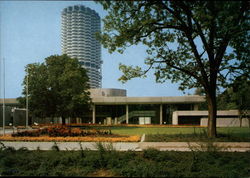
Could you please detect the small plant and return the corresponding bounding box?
[17,147,29,152]
[200,141,229,154]
[79,142,85,158]
[0,142,6,151]
[51,142,60,151]
[94,142,117,168]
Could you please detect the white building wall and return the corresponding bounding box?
[201,118,250,127]
[172,110,250,127]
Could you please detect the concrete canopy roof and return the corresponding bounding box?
[0,98,19,105]
[1,95,205,105]
[92,95,205,105]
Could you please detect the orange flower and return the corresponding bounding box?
[0,135,140,142]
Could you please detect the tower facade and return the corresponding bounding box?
[61,5,102,88]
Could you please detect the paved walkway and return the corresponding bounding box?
[1,141,249,152]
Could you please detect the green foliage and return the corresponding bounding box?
[0,145,249,177]
[51,142,60,151]
[94,142,116,168]
[142,148,161,160]
[217,74,250,110]
[17,54,92,120]
[98,1,249,90]
[98,1,250,137]
[145,128,250,142]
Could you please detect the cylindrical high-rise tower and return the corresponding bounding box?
[61,5,102,88]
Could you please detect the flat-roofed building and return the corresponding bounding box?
[90,93,205,125]
[0,89,206,126]
[2,91,249,127]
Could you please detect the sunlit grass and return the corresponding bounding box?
[92,126,250,138]
[88,126,250,142]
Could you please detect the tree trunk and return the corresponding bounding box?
[207,90,217,138]
[62,116,66,125]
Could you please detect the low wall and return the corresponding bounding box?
[200,118,250,127]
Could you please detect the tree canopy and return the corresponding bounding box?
[18,55,91,123]
[217,74,250,111]
[97,1,249,137]
[196,74,250,111]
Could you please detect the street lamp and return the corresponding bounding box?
[1,57,5,136]
[26,67,29,128]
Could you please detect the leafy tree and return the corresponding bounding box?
[217,74,250,127]
[193,87,208,110]
[195,74,250,112]
[18,55,91,124]
[97,1,249,137]
[217,74,250,110]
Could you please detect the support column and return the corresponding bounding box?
[92,104,96,124]
[194,104,199,111]
[172,111,178,125]
[160,104,163,125]
[126,104,129,124]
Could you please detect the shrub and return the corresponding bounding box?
[51,143,60,151]
[119,159,167,177]
[0,149,249,177]
[143,148,160,160]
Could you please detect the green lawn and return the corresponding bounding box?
[87,126,250,142]
[110,126,206,135]
[93,126,250,136]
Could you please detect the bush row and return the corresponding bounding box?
[0,144,249,177]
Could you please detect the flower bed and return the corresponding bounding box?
[0,135,140,142]
[0,125,140,142]
[12,125,112,137]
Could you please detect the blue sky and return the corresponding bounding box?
[0,1,194,98]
